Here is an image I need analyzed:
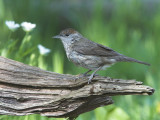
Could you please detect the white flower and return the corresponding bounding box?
[5,21,20,31]
[38,44,51,55]
[21,22,36,32]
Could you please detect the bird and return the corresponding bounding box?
[53,28,150,84]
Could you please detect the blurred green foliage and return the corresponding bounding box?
[0,0,160,120]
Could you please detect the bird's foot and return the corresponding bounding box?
[81,73,99,77]
[74,75,81,82]
[74,74,87,82]
[88,74,94,84]
[87,66,102,84]
[80,73,89,77]
[88,74,99,84]
[74,73,99,83]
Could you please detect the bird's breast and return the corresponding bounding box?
[61,40,73,57]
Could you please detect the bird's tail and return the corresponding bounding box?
[117,56,150,66]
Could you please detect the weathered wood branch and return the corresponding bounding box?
[0,56,154,118]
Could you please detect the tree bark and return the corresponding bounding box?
[0,56,154,119]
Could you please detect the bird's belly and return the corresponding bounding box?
[68,52,115,70]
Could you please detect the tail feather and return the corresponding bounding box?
[117,56,150,66]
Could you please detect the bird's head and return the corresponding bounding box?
[53,28,82,42]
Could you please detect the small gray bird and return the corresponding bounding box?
[53,28,150,83]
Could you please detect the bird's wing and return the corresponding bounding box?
[73,38,121,57]
[73,38,150,66]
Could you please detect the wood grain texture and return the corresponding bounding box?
[0,56,154,118]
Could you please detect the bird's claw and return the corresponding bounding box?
[88,74,94,84]
[82,73,99,77]
[74,74,87,82]
[77,73,99,84]
[80,73,89,77]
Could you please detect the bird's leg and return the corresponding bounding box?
[88,67,102,84]
[74,70,92,81]
[83,70,92,76]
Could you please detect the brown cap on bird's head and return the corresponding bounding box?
[53,28,79,39]
[60,28,78,36]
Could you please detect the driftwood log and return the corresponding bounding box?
[0,56,154,119]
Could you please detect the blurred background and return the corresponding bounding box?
[0,0,160,120]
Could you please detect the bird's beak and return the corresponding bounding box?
[52,35,61,39]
